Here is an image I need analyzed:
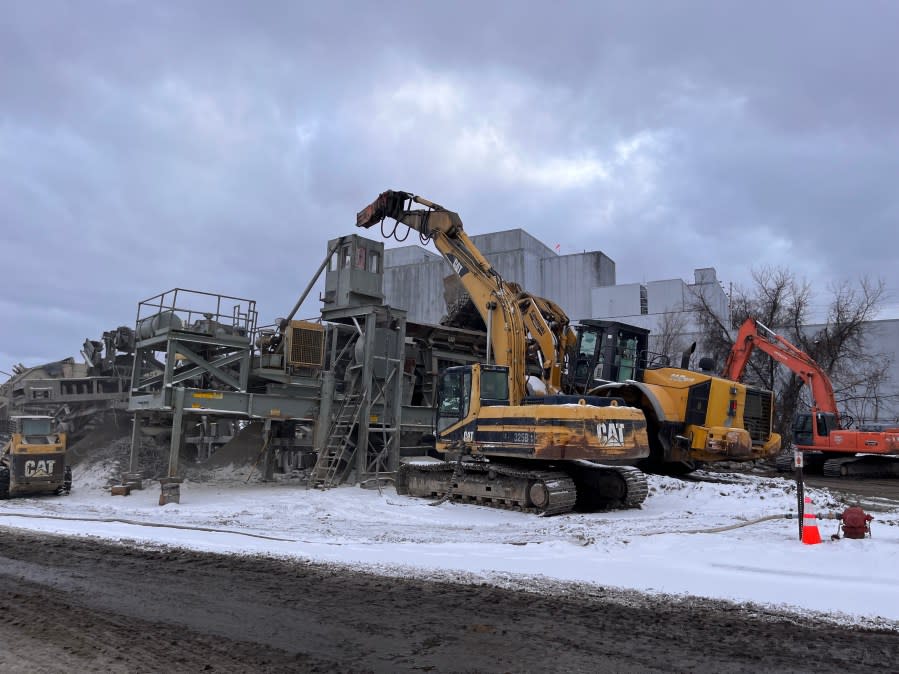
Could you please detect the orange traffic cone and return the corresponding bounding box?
[802,496,822,545]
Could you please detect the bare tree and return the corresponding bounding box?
[692,267,891,443]
[649,311,689,366]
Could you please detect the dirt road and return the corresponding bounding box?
[1,527,897,673]
[698,463,899,508]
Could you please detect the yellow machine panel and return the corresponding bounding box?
[456,402,650,462]
[286,320,325,369]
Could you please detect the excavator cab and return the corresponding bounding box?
[437,367,471,433]
[792,411,840,446]
[436,364,510,434]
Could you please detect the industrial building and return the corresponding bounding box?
[384,227,899,423]
[383,228,615,326]
[383,227,727,337]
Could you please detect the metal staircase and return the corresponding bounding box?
[360,362,400,483]
[309,390,365,488]
[308,300,406,489]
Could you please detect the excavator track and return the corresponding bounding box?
[614,466,649,508]
[397,461,577,515]
[397,460,647,515]
[567,461,648,510]
[822,456,899,478]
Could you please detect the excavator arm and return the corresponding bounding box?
[357,190,576,403]
[723,318,839,417]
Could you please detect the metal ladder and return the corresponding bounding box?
[309,390,365,488]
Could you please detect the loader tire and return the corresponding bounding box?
[0,467,10,500]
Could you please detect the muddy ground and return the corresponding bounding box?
[700,462,899,506]
[1,527,897,673]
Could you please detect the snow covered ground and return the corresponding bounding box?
[2,460,898,629]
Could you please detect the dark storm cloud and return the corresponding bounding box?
[2,0,898,366]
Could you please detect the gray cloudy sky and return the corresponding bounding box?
[3,0,898,368]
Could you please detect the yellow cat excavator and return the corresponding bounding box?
[357,190,650,514]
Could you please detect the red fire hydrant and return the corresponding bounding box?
[837,506,873,539]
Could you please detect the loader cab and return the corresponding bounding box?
[10,416,55,436]
[4,416,57,453]
[436,364,509,434]
[569,321,651,393]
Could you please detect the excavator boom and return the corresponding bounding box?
[357,189,575,403]
[723,318,838,416]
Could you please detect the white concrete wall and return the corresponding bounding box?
[543,252,615,321]
[383,228,614,325]
[646,279,687,313]
[384,246,440,267]
[382,254,447,324]
[802,318,899,423]
[590,284,643,320]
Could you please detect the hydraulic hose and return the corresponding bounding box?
[636,513,788,537]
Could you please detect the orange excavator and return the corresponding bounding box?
[722,318,899,477]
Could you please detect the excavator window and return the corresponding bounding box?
[816,412,839,437]
[439,372,462,416]
[437,369,471,432]
[793,414,812,445]
[480,369,509,406]
[573,328,605,387]
[462,371,472,418]
[817,414,828,436]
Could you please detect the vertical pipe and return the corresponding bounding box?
[485,301,495,365]
[261,418,274,482]
[355,311,377,479]
[315,371,336,452]
[128,412,142,474]
[168,387,186,479]
[795,450,804,541]
[388,313,406,473]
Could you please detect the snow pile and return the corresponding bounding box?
[1,465,898,628]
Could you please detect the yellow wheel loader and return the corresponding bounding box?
[0,416,72,499]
